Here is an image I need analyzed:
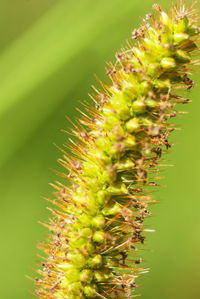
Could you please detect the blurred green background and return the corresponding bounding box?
[0,0,200,298]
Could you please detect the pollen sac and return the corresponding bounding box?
[36,3,200,299]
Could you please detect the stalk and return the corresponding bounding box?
[35,3,200,298]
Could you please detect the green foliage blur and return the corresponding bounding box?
[0,0,199,298]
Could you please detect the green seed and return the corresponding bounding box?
[126,118,140,132]
[92,214,106,228]
[83,285,97,297]
[145,98,158,108]
[88,254,103,268]
[147,63,161,77]
[102,202,121,216]
[161,57,176,69]
[174,17,189,33]
[132,99,145,113]
[174,32,189,44]
[175,49,191,63]
[124,134,136,148]
[93,230,105,244]
[94,270,111,282]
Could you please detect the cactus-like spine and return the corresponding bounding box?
[36,3,200,298]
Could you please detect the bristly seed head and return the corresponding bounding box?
[35,2,199,299]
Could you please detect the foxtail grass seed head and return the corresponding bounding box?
[35,2,200,298]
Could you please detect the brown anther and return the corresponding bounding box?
[114,142,126,153]
[144,13,153,22]
[135,258,142,264]
[80,131,90,139]
[121,207,133,221]
[177,11,188,20]
[124,64,134,74]
[119,251,128,265]
[148,125,161,136]
[73,161,82,170]
[159,101,172,111]
[148,91,156,99]
[135,158,147,181]
[170,111,177,118]
[148,182,158,186]
[155,22,163,30]
[135,216,142,222]
[96,93,108,107]
[138,235,145,244]
[162,43,173,50]
[182,74,195,90]
[160,94,169,101]
[116,53,125,60]
[132,27,145,40]
[159,113,168,122]
[153,4,162,12]
[133,188,143,193]
[151,146,162,157]
[116,134,125,142]
[106,69,117,77]
[182,99,190,104]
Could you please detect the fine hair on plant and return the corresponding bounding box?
[35,2,200,298]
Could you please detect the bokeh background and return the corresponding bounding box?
[0,0,200,298]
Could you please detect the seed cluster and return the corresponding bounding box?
[36,3,199,299]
